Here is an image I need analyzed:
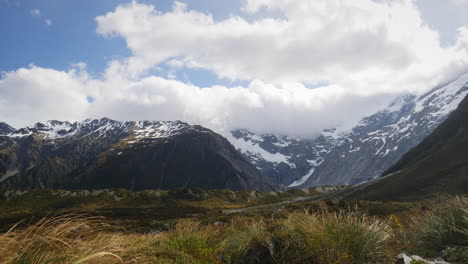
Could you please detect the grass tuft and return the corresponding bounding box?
[0,214,124,264]
[220,210,392,264]
[410,196,468,256]
[274,210,392,264]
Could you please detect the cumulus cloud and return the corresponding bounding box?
[0,64,393,137]
[0,65,91,126]
[2,0,468,138]
[95,0,468,93]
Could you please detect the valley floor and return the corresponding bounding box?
[0,188,466,264]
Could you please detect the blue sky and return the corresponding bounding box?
[1,0,129,74]
[0,0,251,87]
[1,0,468,135]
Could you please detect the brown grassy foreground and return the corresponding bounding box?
[0,196,466,264]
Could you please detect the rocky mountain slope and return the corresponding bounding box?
[0,123,14,135]
[228,130,336,186]
[231,73,468,188]
[337,91,468,201]
[0,119,277,191]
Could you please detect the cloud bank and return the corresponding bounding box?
[2,0,468,138]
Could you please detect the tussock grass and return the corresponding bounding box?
[155,220,223,263]
[0,214,123,264]
[0,196,467,263]
[277,211,392,264]
[0,211,392,264]
[410,196,468,255]
[222,219,271,264]
[219,210,392,264]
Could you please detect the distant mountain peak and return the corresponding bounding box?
[0,119,277,191]
[1,119,200,141]
[230,72,468,188]
[0,122,15,135]
[340,87,468,201]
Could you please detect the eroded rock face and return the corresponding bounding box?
[0,119,277,191]
[231,73,468,188]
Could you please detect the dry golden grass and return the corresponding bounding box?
[0,196,466,264]
[0,214,124,264]
[279,210,393,264]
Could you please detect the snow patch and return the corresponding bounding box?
[229,135,295,167]
[0,169,19,183]
[288,168,315,188]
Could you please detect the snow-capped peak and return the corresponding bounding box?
[1,118,195,141]
[230,72,468,188]
[133,120,191,141]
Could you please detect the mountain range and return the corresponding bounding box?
[335,87,468,201]
[230,73,468,188]
[0,119,277,191]
[1,73,468,193]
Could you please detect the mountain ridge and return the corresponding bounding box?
[0,119,278,191]
[336,91,468,201]
[230,73,468,188]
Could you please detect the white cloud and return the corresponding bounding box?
[0,64,394,137]
[2,0,468,138]
[0,65,91,126]
[44,19,52,26]
[95,0,468,94]
[30,9,40,16]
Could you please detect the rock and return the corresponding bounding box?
[396,253,414,264]
[396,253,451,264]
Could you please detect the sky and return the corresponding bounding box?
[1,0,468,138]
